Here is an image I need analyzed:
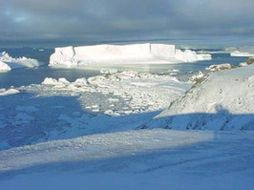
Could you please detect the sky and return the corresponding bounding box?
[1,0,254,46]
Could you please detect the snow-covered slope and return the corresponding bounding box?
[49,43,211,67]
[1,129,254,190]
[0,52,42,72]
[148,64,254,130]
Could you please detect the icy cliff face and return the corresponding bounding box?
[49,43,211,67]
[0,52,42,72]
[148,64,254,130]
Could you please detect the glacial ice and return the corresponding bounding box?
[49,43,212,67]
[0,52,42,72]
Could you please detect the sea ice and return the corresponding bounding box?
[0,88,20,96]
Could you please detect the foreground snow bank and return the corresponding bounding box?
[1,129,254,190]
[0,52,42,72]
[0,129,213,173]
[49,43,211,67]
[148,64,254,130]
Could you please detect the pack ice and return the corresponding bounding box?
[0,52,42,72]
[49,43,211,67]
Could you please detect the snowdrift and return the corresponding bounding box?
[0,52,42,72]
[49,43,211,67]
[148,64,254,130]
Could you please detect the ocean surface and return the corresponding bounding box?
[0,47,247,88]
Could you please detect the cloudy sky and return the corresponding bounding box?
[1,0,254,46]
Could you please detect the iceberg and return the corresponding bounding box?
[0,52,43,72]
[0,60,11,72]
[49,43,211,67]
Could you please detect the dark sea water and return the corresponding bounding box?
[0,47,247,88]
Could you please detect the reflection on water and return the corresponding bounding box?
[0,47,247,88]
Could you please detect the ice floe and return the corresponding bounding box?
[0,88,20,96]
[49,43,211,67]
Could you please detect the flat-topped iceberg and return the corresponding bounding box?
[49,43,211,67]
[0,52,42,72]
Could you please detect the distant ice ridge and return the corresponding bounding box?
[0,52,42,72]
[49,43,211,67]
[147,64,254,130]
[230,51,254,57]
[226,47,254,57]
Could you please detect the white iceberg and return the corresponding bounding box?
[0,52,43,72]
[0,60,11,72]
[49,43,211,67]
